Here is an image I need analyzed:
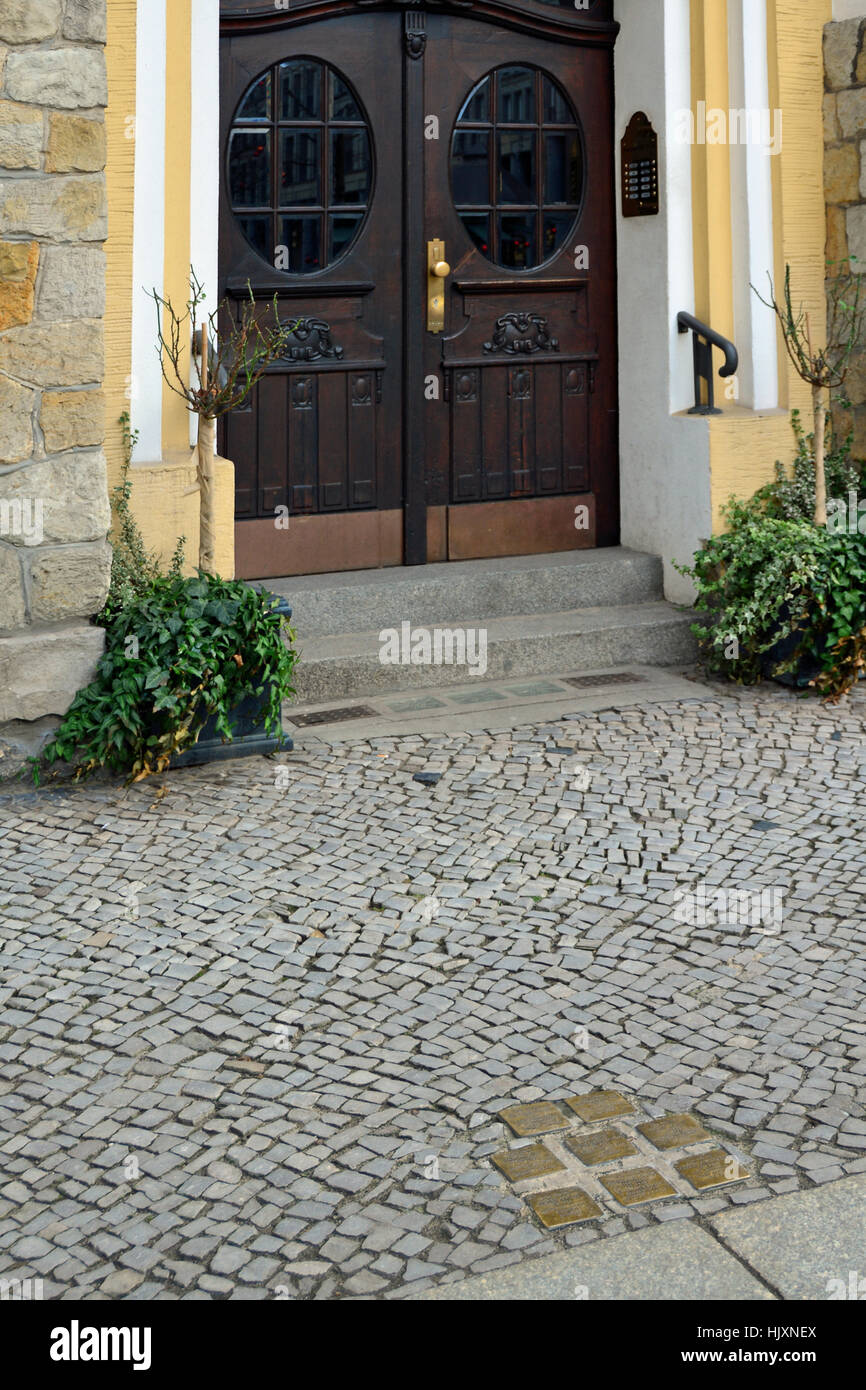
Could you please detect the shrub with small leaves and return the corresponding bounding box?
[677,497,866,699]
[101,413,186,624]
[745,409,864,524]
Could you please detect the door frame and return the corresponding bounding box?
[219,0,620,573]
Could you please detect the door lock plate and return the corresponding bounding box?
[427,239,450,333]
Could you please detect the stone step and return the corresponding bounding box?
[291,601,697,703]
[266,546,665,637]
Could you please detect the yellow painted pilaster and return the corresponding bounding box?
[765,0,832,415]
[703,0,833,530]
[162,0,193,456]
[105,0,137,491]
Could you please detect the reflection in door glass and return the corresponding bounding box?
[452,131,490,205]
[544,132,581,204]
[458,76,489,123]
[279,129,320,206]
[543,212,575,260]
[330,75,362,122]
[499,213,536,270]
[280,215,321,273]
[329,213,363,262]
[237,73,271,123]
[238,215,270,260]
[229,59,373,272]
[451,65,583,270]
[280,61,321,121]
[497,67,536,123]
[458,212,490,257]
[330,130,371,204]
[228,131,271,206]
[498,131,535,204]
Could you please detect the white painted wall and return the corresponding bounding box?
[189,0,221,446]
[728,0,779,411]
[130,0,167,463]
[131,0,221,458]
[833,1,866,20]
[614,0,712,601]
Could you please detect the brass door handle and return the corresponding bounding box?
[427,240,450,333]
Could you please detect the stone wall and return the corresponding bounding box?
[824,16,866,456]
[0,0,110,724]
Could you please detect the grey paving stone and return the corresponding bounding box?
[3,683,866,1300]
[413,1221,776,1300]
[709,1174,866,1300]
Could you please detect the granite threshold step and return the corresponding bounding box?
[290,601,697,704]
[284,663,704,743]
[261,546,666,637]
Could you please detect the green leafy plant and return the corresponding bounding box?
[101,413,186,624]
[677,497,866,700]
[745,409,864,524]
[33,573,296,783]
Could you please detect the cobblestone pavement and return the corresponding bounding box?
[1,680,866,1300]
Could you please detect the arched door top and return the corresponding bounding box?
[220,0,619,48]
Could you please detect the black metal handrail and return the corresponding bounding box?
[677,311,739,416]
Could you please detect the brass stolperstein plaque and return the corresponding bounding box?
[527,1186,602,1229]
[491,1143,566,1184]
[600,1167,677,1207]
[565,1127,638,1166]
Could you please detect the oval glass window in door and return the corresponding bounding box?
[227,58,373,274]
[450,65,584,271]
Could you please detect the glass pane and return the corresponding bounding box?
[497,67,536,124]
[279,215,322,273]
[279,129,320,206]
[452,131,489,205]
[329,213,363,261]
[330,129,371,204]
[458,76,490,123]
[237,73,271,123]
[330,74,362,122]
[499,213,537,269]
[459,212,491,257]
[544,132,581,204]
[238,215,272,262]
[497,130,535,204]
[543,212,574,261]
[542,77,570,124]
[229,130,271,206]
[279,60,321,121]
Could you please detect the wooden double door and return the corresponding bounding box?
[219,0,619,578]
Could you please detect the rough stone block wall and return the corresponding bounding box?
[824,16,866,457]
[0,0,109,724]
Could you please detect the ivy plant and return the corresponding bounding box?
[677,498,866,700]
[33,573,297,784]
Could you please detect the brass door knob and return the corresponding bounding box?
[432,260,451,278]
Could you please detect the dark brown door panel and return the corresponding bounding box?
[219,3,618,576]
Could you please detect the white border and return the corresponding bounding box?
[189,0,221,446]
[130,0,167,463]
[729,0,779,410]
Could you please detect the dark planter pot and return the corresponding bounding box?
[760,601,822,688]
[170,593,293,768]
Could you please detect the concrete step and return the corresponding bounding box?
[267,547,664,637]
[292,601,697,703]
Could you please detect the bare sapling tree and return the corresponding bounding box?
[150,270,295,571]
[753,260,865,526]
